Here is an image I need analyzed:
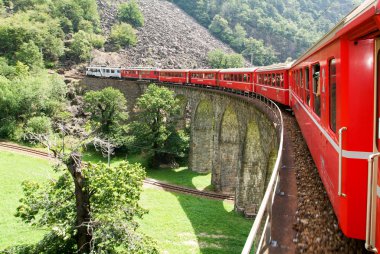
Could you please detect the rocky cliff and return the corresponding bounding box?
[92,0,239,69]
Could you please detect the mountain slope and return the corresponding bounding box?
[92,0,239,68]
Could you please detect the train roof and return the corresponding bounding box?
[219,67,258,73]
[293,0,379,66]
[256,62,293,72]
[160,69,190,72]
[123,67,160,70]
[87,66,121,69]
[189,69,221,72]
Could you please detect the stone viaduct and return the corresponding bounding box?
[81,77,279,216]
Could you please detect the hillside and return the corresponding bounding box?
[170,0,362,65]
[92,0,239,68]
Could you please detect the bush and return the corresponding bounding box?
[25,116,52,135]
[15,41,44,69]
[207,49,245,68]
[117,0,144,28]
[69,30,93,61]
[109,23,137,49]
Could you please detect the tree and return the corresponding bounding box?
[10,161,158,253]
[109,23,137,49]
[242,37,277,66]
[83,87,128,139]
[15,41,44,69]
[69,31,93,61]
[208,14,233,43]
[207,49,245,68]
[132,84,188,167]
[117,0,144,28]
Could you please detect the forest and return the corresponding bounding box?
[170,0,362,65]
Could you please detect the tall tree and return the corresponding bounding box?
[132,84,188,167]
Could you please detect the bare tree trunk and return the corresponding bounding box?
[66,152,92,254]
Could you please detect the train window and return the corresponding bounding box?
[329,59,337,132]
[258,74,262,84]
[276,74,280,87]
[312,63,321,117]
[281,73,284,87]
[111,70,115,73]
[305,67,310,105]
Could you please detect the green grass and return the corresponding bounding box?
[138,188,252,254]
[83,151,213,191]
[0,151,57,249]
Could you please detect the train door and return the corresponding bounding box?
[370,38,380,252]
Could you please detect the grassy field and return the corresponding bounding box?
[83,151,213,191]
[0,151,57,249]
[0,150,252,253]
[139,189,251,254]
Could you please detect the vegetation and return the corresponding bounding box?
[207,49,244,68]
[117,0,144,28]
[131,84,189,167]
[171,0,362,64]
[110,23,138,49]
[0,0,103,65]
[84,87,129,144]
[0,151,54,249]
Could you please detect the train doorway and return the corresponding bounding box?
[371,39,380,252]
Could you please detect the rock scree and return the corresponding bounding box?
[94,0,240,69]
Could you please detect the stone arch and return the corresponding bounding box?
[218,105,240,194]
[175,95,190,130]
[190,98,214,173]
[236,121,267,214]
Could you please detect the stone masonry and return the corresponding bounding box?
[82,77,279,215]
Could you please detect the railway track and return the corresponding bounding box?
[0,142,233,201]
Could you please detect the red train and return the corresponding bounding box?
[86,0,380,251]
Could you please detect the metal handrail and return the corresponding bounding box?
[366,153,380,252]
[338,127,347,197]
[242,96,284,254]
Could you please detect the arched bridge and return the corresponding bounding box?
[81,77,280,216]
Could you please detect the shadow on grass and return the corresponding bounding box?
[83,150,250,253]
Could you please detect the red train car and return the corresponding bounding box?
[218,68,257,93]
[159,69,189,84]
[189,69,220,87]
[255,63,291,106]
[121,68,160,81]
[289,0,380,251]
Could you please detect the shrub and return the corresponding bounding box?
[117,0,144,28]
[15,41,44,69]
[25,116,52,135]
[109,23,137,49]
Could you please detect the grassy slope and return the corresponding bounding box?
[139,189,251,254]
[1,150,251,253]
[83,151,213,191]
[0,151,56,249]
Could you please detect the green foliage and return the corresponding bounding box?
[69,30,104,61]
[131,84,189,167]
[207,49,244,68]
[10,162,158,253]
[84,87,128,143]
[0,71,66,139]
[109,23,137,49]
[25,116,52,135]
[242,37,277,66]
[172,0,360,63]
[15,41,44,69]
[117,0,144,28]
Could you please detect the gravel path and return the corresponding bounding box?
[282,111,367,253]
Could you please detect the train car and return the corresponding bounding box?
[159,69,189,84]
[288,0,380,251]
[121,67,160,81]
[86,66,121,78]
[218,68,257,93]
[255,63,291,106]
[189,69,220,87]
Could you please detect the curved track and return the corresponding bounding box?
[0,142,233,201]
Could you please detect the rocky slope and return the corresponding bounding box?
[93,0,239,68]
